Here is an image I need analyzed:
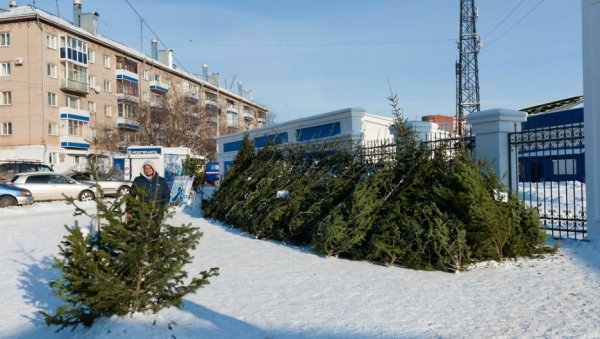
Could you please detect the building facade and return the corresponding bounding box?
[215,107,394,177]
[0,3,267,172]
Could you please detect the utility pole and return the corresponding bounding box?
[456,0,481,136]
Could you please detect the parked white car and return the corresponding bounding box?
[68,171,132,197]
[10,172,97,201]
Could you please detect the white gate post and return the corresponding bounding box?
[583,0,600,240]
[467,109,527,190]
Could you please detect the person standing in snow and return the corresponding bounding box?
[130,160,171,211]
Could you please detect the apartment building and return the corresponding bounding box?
[0,1,268,172]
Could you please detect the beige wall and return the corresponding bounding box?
[0,12,268,170]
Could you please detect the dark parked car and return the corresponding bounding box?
[0,183,34,207]
[0,160,53,181]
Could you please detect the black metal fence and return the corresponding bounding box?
[361,131,475,165]
[508,122,586,239]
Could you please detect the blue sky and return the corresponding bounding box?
[29,0,582,122]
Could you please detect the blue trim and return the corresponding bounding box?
[117,98,139,104]
[296,121,341,141]
[255,133,288,148]
[61,141,90,149]
[185,96,199,104]
[206,102,218,110]
[523,108,583,129]
[116,74,139,83]
[128,147,162,155]
[60,113,90,122]
[150,85,168,94]
[117,123,139,131]
[224,140,244,153]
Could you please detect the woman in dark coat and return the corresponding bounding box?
[130,160,170,210]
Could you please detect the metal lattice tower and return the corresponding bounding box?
[456,0,481,136]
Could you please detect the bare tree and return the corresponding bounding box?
[134,77,226,158]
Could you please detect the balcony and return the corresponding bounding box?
[149,80,169,93]
[60,78,88,95]
[59,107,90,121]
[116,93,140,104]
[226,117,239,127]
[117,117,139,131]
[205,100,218,111]
[150,99,164,109]
[257,117,266,127]
[60,135,90,149]
[185,94,199,104]
[243,112,254,121]
[116,69,139,83]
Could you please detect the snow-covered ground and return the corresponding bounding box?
[519,181,587,238]
[2,189,600,338]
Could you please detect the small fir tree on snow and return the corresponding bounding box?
[40,184,219,331]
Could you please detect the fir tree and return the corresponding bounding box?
[41,186,219,331]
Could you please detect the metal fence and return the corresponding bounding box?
[361,131,475,165]
[508,122,586,239]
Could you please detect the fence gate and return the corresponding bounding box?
[508,122,586,239]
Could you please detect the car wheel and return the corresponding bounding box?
[0,195,17,208]
[79,190,95,201]
[117,185,130,196]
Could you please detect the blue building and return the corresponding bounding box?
[517,106,585,182]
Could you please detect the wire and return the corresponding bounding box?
[483,0,546,50]
[483,0,526,39]
[122,0,190,73]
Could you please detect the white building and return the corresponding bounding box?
[215,107,394,176]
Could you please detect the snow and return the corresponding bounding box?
[2,188,600,338]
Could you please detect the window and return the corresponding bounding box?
[142,69,149,80]
[116,56,138,73]
[0,62,10,76]
[1,122,11,135]
[47,92,57,106]
[48,122,58,136]
[104,105,112,117]
[117,78,138,96]
[553,158,576,176]
[88,75,96,88]
[46,34,57,49]
[67,119,87,137]
[0,91,11,105]
[103,55,111,68]
[118,102,137,119]
[47,63,57,78]
[65,63,87,84]
[65,96,80,109]
[88,49,95,63]
[48,152,58,165]
[59,35,88,64]
[152,73,160,82]
[0,32,9,47]
[103,80,111,92]
[88,101,96,114]
[142,92,149,102]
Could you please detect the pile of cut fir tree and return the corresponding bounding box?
[203,110,555,273]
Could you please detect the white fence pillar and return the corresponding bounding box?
[467,109,527,189]
[583,0,600,240]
